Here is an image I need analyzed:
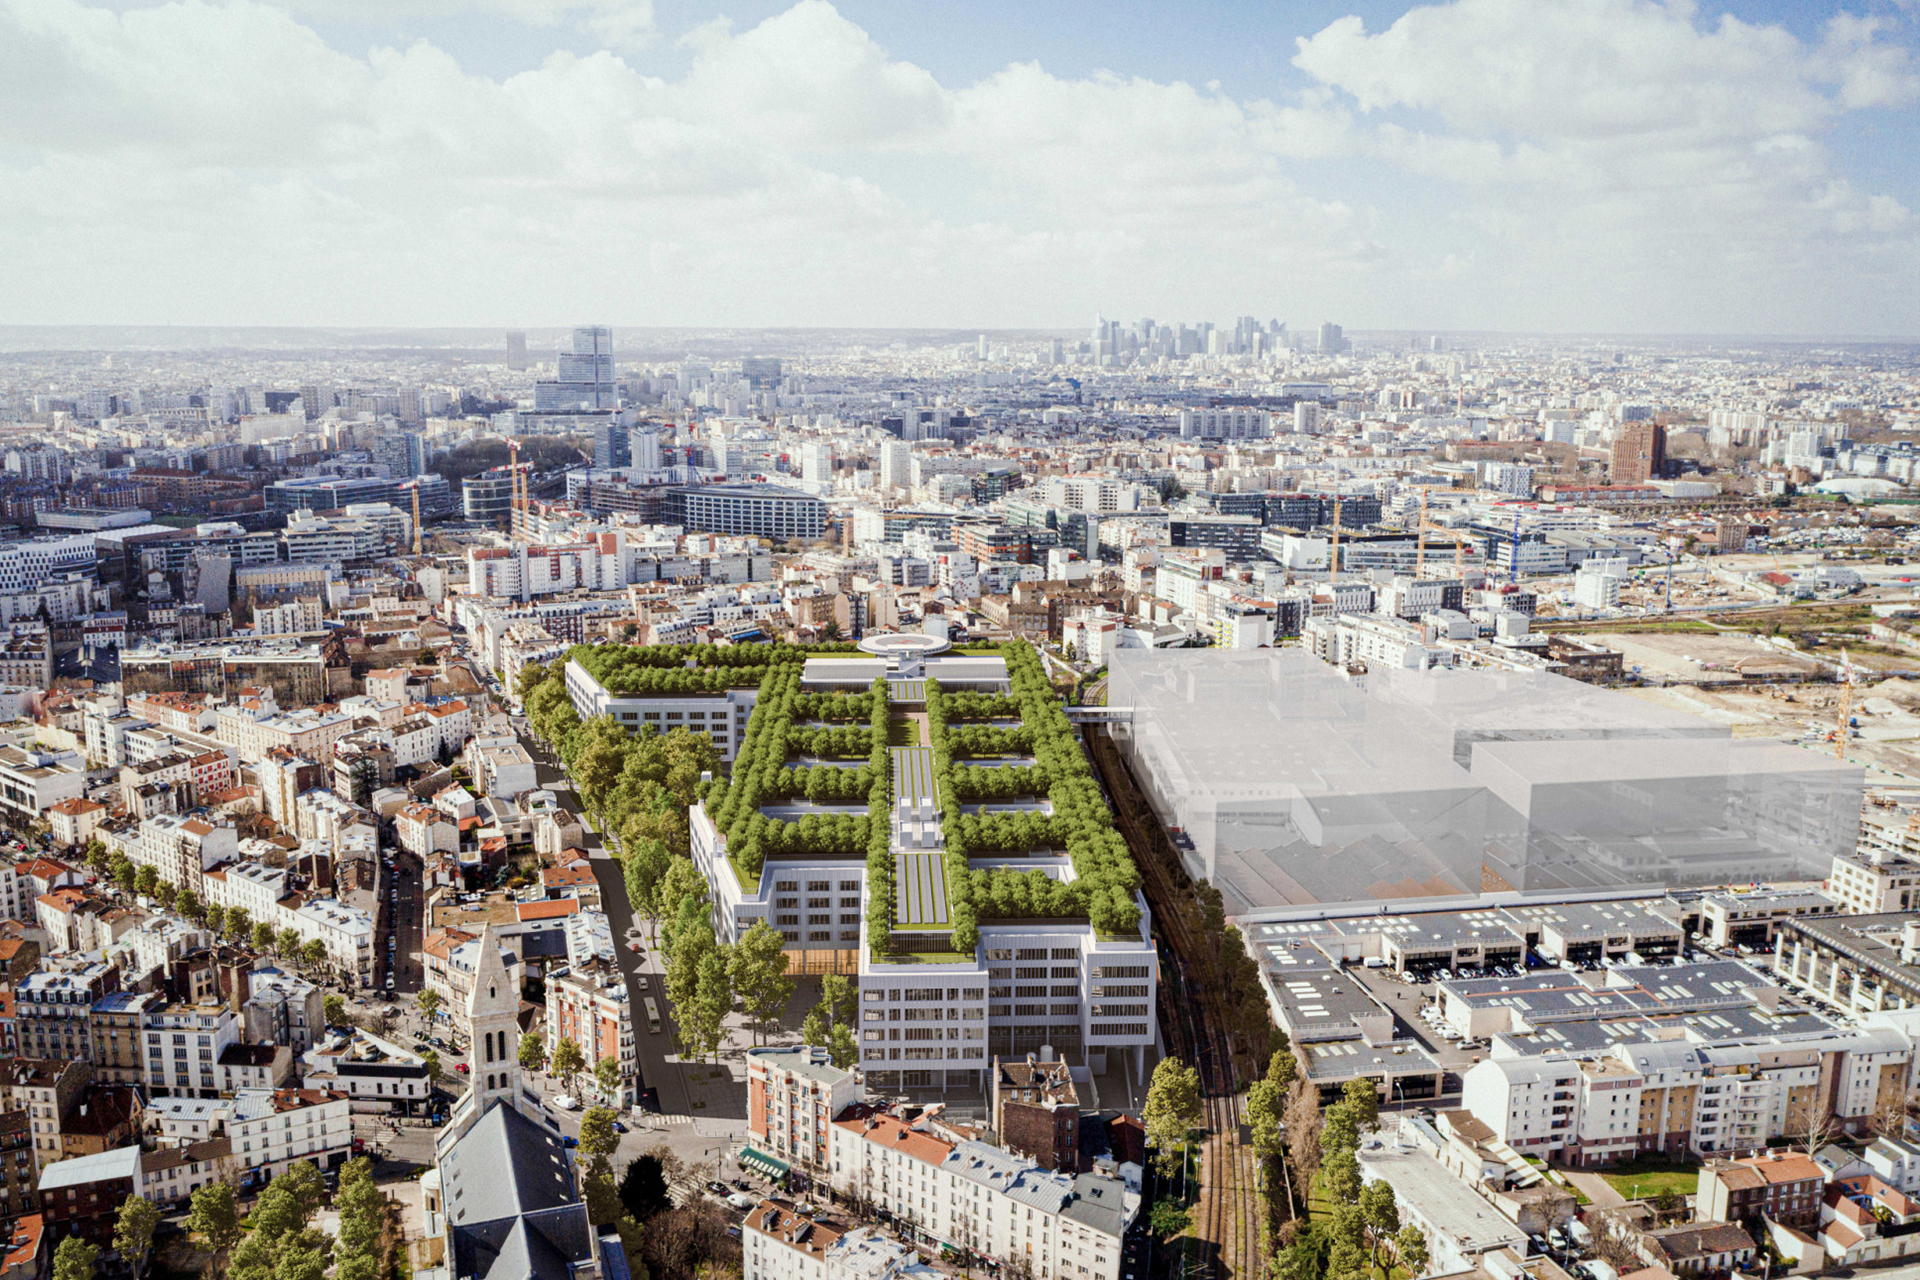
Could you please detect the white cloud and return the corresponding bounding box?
[1291,0,1920,332]
[0,0,1914,333]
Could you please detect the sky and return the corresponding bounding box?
[2,0,1919,336]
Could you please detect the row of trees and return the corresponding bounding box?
[942,722,1035,758]
[517,656,811,1056]
[783,723,875,758]
[516,1029,625,1105]
[922,648,1145,947]
[799,973,860,1069]
[703,670,889,885]
[1251,1067,1430,1280]
[571,640,850,678]
[788,690,877,722]
[944,760,1051,803]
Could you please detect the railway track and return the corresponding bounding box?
[1084,726,1259,1280]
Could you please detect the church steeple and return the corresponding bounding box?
[465,924,521,1114]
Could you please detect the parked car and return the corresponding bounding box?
[726,1193,756,1211]
[561,1135,578,1149]
[454,1063,469,1074]
[706,1181,729,1196]
[553,1095,578,1110]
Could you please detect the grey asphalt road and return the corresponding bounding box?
[515,723,696,1118]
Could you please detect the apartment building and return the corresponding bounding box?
[150,1088,351,1185]
[220,706,357,765]
[1463,1015,1920,1163]
[89,990,164,1087]
[0,1111,37,1225]
[242,968,326,1055]
[16,963,117,1065]
[45,798,105,851]
[394,803,457,858]
[545,958,633,1108]
[746,1045,861,1177]
[827,1109,1134,1280]
[0,747,86,823]
[0,1059,89,1172]
[291,899,375,988]
[1829,828,1920,914]
[37,1145,135,1249]
[136,813,238,896]
[142,1001,241,1099]
[991,1055,1081,1173]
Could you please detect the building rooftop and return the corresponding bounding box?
[748,1044,856,1088]
[1357,1132,1527,1255]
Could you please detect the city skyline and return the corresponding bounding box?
[4,0,1918,336]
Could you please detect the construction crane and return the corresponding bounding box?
[1415,491,1429,578]
[508,438,524,535]
[410,482,422,556]
[1835,647,1858,760]
[1330,495,1342,587]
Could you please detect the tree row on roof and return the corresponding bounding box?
[702,670,888,886]
[925,643,1143,951]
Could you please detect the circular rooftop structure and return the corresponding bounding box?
[858,632,951,658]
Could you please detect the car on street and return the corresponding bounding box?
[553,1095,578,1110]
[454,1063,469,1074]
[726,1193,756,1211]
[561,1135,578,1149]
[611,1120,626,1134]
[706,1181,728,1196]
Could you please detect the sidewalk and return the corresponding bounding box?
[1559,1168,1626,1209]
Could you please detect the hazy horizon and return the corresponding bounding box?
[4,324,1920,357]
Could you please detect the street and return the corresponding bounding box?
[377,850,425,995]
[513,719,704,1119]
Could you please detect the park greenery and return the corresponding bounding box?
[183,1158,391,1280]
[567,640,854,696]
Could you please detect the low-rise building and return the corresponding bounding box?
[301,1029,433,1115]
[37,1145,137,1248]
